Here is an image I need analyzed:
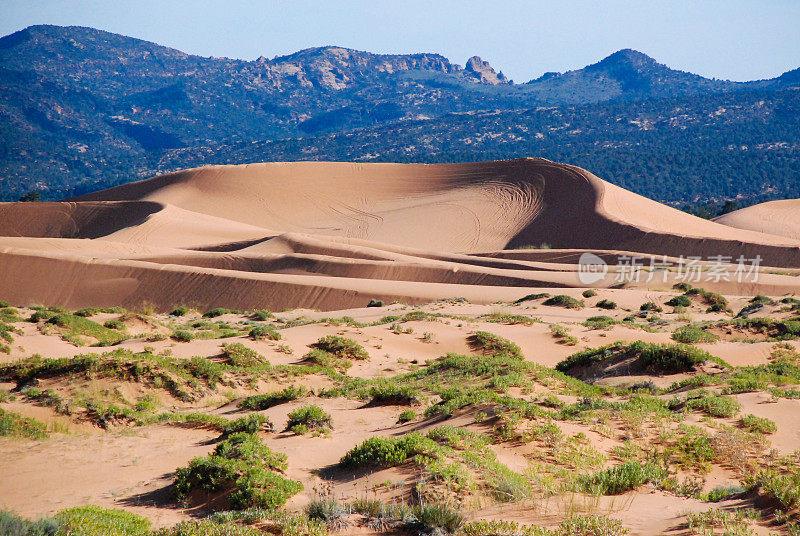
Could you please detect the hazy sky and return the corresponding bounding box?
[2,0,799,82]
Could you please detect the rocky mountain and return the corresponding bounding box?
[0,24,798,201]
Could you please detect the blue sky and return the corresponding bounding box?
[1,0,798,82]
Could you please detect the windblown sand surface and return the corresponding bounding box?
[1,159,799,312]
[715,199,800,241]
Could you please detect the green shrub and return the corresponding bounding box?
[671,325,719,344]
[596,299,617,310]
[170,306,189,317]
[578,462,666,495]
[582,290,597,298]
[685,395,741,418]
[223,343,267,367]
[249,325,281,341]
[340,433,435,469]
[557,515,628,535]
[468,331,523,359]
[302,348,350,370]
[223,414,273,436]
[666,295,692,308]
[367,299,384,307]
[550,324,578,345]
[462,520,550,536]
[174,432,301,510]
[103,320,126,330]
[543,295,584,309]
[704,485,745,502]
[740,414,777,434]
[156,519,261,536]
[556,341,712,374]
[397,409,418,423]
[250,310,274,321]
[204,308,236,318]
[238,386,307,410]
[514,293,550,304]
[306,498,346,525]
[47,313,125,346]
[640,302,663,313]
[56,505,151,536]
[0,510,60,536]
[286,405,332,433]
[171,330,195,342]
[311,336,369,360]
[410,503,464,533]
[368,384,420,406]
[0,408,48,440]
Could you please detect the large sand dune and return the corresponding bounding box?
[2,159,799,310]
[715,199,800,241]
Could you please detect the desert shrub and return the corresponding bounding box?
[410,503,464,534]
[250,310,274,321]
[103,320,126,330]
[183,357,225,387]
[397,409,418,423]
[286,405,332,434]
[640,302,663,313]
[704,485,746,502]
[157,519,261,536]
[367,299,384,307]
[740,414,777,434]
[311,336,369,360]
[543,295,584,309]
[302,348,350,370]
[671,325,719,344]
[514,293,550,304]
[223,414,273,436]
[56,505,151,536]
[174,432,301,510]
[556,341,712,374]
[578,462,666,495]
[204,308,236,318]
[685,395,741,418]
[557,515,628,535]
[340,433,436,469]
[47,313,125,346]
[582,290,597,298]
[368,384,420,406]
[222,343,268,367]
[596,299,617,310]
[238,386,308,410]
[468,331,523,359]
[743,469,800,511]
[0,408,48,440]
[170,306,189,317]
[462,520,550,536]
[666,295,692,308]
[550,324,578,345]
[306,498,346,526]
[249,325,281,341]
[583,316,616,330]
[0,510,60,536]
[171,330,195,342]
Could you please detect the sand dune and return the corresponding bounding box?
[2,158,799,311]
[715,199,800,241]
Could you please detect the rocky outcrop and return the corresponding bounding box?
[464,56,510,85]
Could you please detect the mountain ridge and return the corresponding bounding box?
[0,24,799,203]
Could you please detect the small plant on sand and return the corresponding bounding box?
[171,330,195,342]
[557,515,628,536]
[238,386,308,410]
[311,335,369,360]
[640,301,663,313]
[468,331,523,359]
[368,384,420,406]
[170,306,189,317]
[578,461,666,495]
[0,408,48,440]
[513,292,550,304]
[550,324,578,345]
[222,343,268,367]
[286,405,332,435]
[739,414,777,434]
[409,503,464,534]
[56,505,151,536]
[174,432,301,509]
[543,295,584,309]
[582,289,597,298]
[46,313,125,346]
[666,295,692,308]
[250,310,274,321]
[249,324,281,341]
[596,299,617,310]
[685,395,741,418]
[397,409,418,423]
[671,324,718,344]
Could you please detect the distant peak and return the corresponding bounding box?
[464,56,509,85]
[595,48,658,68]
